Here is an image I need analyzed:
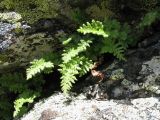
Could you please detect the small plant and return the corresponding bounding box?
[27,19,133,94]
[0,73,44,120]
[59,38,93,94]
[13,91,39,117]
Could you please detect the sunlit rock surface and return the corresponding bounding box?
[20,92,160,120]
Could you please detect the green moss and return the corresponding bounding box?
[0,0,61,24]
[0,54,9,63]
[86,0,116,20]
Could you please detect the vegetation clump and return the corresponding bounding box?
[27,19,133,94]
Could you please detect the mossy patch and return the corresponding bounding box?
[0,0,61,24]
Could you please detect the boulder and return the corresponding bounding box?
[20,92,160,120]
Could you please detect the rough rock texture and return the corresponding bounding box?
[0,12,24,51]
[0,12,64,73]
[20,93,160,120]
[78,33,160,100]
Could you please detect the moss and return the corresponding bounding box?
[0,0,61,24]
[85,0,116,20]
[0,54,9,63]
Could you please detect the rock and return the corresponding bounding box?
[79,33,160,99]
[39,109,58,120]
[0,12,30,52]
[20,92,160,120]
[0,32,59,73]
[0,11,68,74]
[0,12,22,23]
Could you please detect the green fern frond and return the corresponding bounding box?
[59,57,80,94]
[26,58,54,80]
[79,57,93,76]
[59,38,93,94]
[139,11,159,28]
[62,39,92,63]
[101,39,125,60]
[13,91,39,117]
[77,19,109,38]
[59,56,93,94]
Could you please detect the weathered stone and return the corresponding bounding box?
[20,93,160,120]
[79,33,160,99]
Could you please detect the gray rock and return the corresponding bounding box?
[0,12,30,52]
[0,12,22,23]
[20,93,160,120]
[79,33,160,99]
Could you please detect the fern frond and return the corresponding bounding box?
[77,19,109,38]
[26,58,54,80]
[101,39,125,60]
[79,57,93,76]
[13,91,39,117]
[59,57,80,94]
[59,56,93,94]
[62,39,92,63]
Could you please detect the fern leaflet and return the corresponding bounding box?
[26,58,54,80]
[62,39,92,63]
[59,56,93,94]
[77,19,109,38]
[101,39,125,60]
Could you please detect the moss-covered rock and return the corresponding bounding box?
[0,0,61,24]
[0,32,60,73]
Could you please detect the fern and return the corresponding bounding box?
[101,38,125,60]
[0,73,44,119]
[78,57,93,76]
[138,10,160,29]
[59,56,93,94]
[77,19,109,38]
[13,91,39,117]
[59,38,93,94]
[77,19,128,60]
[62,38,92,63]
[26,19,131,94]
[26,58,54,80]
